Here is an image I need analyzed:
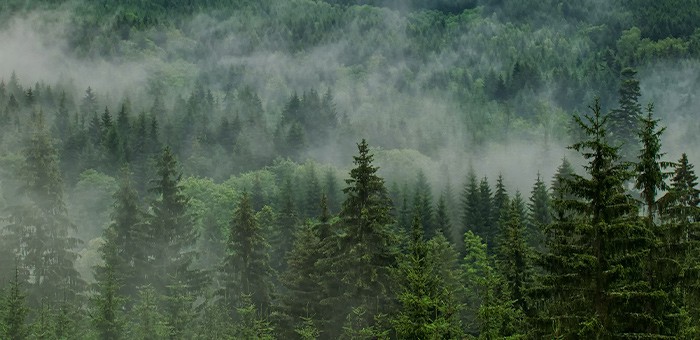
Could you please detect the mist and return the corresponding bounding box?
[1,1,699,338]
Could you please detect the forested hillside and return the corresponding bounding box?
[0,0,699,339]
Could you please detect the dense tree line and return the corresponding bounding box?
[1,67,700,339]
[1,0,700,338]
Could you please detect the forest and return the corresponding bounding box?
[0,0,700,339]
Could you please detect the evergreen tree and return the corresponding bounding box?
[304,164,322,220]
[392,215,463,339]
[551,157,576,220]
[146,147,203,295]
[492,173,509,224]
[334,139,399,334]
[100,169,145,304]
[220,192,273,314]
[528,173,550,249]
[635,103,670,221]
[537,98,663,338]
[2,266,29,340]
[4,116,82,306]
[610,67,642,161]
[434,193,452,242]
[495,194,534,315]
[272,178,298,273]
[462,231,522,338]
[130,285,168,340]
[461,170,480,251]
[280,221,325,338]
[92,233,125,340]
[477,177,495,251]
[412,170,435,237]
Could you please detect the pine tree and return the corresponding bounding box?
[92,233,125,340]
[477,177,495,251]
[146,147,203,295]
[2,266,29,340]
[537,98,662,338]
[610,67,642,161]
[528,173,550,250]
[4,116,83,306]
[334,139,399,334]
[492,173,509,224]
[495,194,534,315]
[392,215,463,339]
[220,192,273,314]
[100,169,145,304]
[462,231,522,338]
[635,103,670,221]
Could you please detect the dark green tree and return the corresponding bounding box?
[527,173,550,249]
[146,147,203,294]
[391,215,463,339]
[537,98,663,338]
[635,103,670,221]
[92,233,125,340]
[4,116,82,306]
[610,67,642,161]
[2,266,29,340]
[220,192,273,314]
[335,139,399,334]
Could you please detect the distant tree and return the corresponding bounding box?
[412,170,435,237]
[527,173,550,249]
[635,103,670,220]
[610,68,642,161]
[272,178,298,273]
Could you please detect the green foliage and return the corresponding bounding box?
[2,267,29,340]
[392,215,463,339]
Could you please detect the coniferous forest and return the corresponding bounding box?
[1,0,700,339]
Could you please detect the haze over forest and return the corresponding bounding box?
[1,0,700,339]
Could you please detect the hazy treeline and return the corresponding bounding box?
[1,0,700,339]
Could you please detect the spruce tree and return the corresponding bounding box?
[146,147,203,295]
[610,67,642,161]
[335,139,398,334]
[635,103,670,221]
[92,233,125,340]
[537,98,662,338]
[495,194,534,315]
[2,266,29,340]
[100,169,145,304]
[392,215,463,339]
[4,116,82,306]
[280,220,324,338]
[528,173,550,250]
[412,170,435,237]
[220,192,273,314]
